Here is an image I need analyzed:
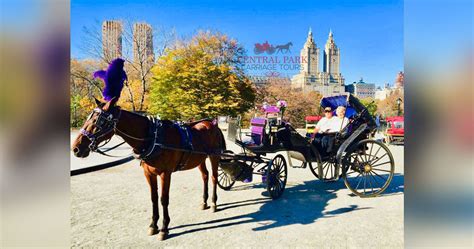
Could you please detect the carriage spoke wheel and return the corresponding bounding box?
[266,154,287,199]
[217,166,235,190]
[343,139,395,198]
[309,160,340,182]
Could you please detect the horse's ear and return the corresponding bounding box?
[103,97,118,111]
[94,97,103,107]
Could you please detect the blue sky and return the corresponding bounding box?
[71,0,404,86]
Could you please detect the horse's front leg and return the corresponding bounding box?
[144,166,159,236]
[158,171,171,241]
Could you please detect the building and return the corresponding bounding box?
[395,71,404,88]
[374,72,404,100]
[345,78,376,99]
[102,20,123,62]
[133,22,154,67]
[291,28,346,96]
[374,83,391,100]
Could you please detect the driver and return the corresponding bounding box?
[311,107,335,157]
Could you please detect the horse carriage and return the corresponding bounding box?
[217,94,395,199]
[72,59,396,240]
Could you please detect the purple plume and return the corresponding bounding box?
[93,58,127,101]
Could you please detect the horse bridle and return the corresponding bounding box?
[80,107,121,152]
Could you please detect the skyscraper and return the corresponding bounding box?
[291,28,345,96]
[102,20,123,62]
[323,30,341,77]
[395,71,404,88]
[133,22,154,67]
[300,28,320,75]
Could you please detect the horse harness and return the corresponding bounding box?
[80,107,122,153]
[135,117,208,172]
[81,107,221,171]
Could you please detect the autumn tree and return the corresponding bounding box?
[148,31,255,120]
[70,59,104,127]
[248,79,322,128]
[376,88,404,117]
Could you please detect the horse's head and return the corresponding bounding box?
[72,98,120,158]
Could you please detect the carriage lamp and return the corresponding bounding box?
[396,98,402,116]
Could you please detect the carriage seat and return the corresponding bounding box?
[242,117,267,146]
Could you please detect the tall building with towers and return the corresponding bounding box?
[291,28,345,96]
[102,20,123,62]
[133,22,154,67]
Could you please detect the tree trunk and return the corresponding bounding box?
[124,81,136,112]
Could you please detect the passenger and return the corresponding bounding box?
[332,106,349,131]
[312,106,349,158]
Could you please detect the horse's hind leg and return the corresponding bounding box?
[143,166,159,236]
[198,162,209,210]
[158,171,171,241]
[210,156,219,212]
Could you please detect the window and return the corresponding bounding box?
[394,121,404,129]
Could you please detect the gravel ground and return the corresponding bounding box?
[71,132,404,248]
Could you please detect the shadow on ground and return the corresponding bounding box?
[168,174,404,239]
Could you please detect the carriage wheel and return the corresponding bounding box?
[266,154,287,199]
[217,167,235,190]
[343,139,395,198]
[309,160,341,182]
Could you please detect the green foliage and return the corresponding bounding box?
[148,31,256,120]
[70,94,82,127]
[360,97,378,116]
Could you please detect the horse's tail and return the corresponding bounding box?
[211,118,226,151]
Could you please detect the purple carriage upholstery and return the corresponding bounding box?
[246,117,267,146]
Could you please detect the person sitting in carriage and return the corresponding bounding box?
[311,106,349,158]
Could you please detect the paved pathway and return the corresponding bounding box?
[71,131,404,248]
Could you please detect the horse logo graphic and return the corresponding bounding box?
[275,42,293,54]
[254,41,293,55]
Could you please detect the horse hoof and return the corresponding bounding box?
[158,231,168,241]
[147,227,158,236]
[200,203,209,210]
[211,205,217,213]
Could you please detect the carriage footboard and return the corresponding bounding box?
[219,154,253,182]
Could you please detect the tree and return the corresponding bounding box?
[248,79,322,128]
[80,19,177,112]
[360,97,378,116]
[70,59,103,127]
[376,88,404,117]
[148,31,256,120]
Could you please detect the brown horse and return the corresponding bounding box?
[72,98,226,240]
